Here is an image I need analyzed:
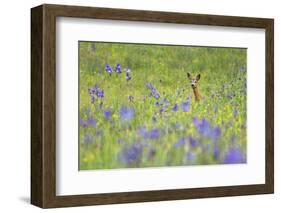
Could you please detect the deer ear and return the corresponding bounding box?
[187,73,191,79]
[196,74,201,81]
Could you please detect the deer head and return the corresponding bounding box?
[187,73,201,89]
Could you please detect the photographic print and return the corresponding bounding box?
[79,41,247,170]
[31,5,274,207]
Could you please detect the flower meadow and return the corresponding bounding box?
[79,42,247,170]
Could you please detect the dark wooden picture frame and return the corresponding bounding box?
[31,4,274,208]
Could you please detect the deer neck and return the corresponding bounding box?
[192,87,200,102]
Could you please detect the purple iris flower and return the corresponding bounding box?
[155,101,162,107]
[105,64,113,75]
[181,100,190,112]
[210,126,221,141]
[96,89,104,98]
[192,117,200,127]
[197,118,212,135]
[149,128,160,139]
[163,97,169,104]
[85,108,91,115]
[84,134,92,145]
[119,107,135,120]
[88,85,98,96]
[138,127,160,140]
[146,82,160,99]
[98,102,103,110]
[186,151,197,162]
[193,118,221,141]
[223,147,246,164]
[96,130,103,137]
[103,109,112,120]
[90,96,95,103]
[128,95,134,102]
[138,127,148,138]
[159,107,166,113]
[174,123,182,129]
[80,119,88,128]
[88,85,104,103]
[126,72,132,81]
[120,143,143,164]
[174,138,186,148]
[87,117,97,127]
[115,63,122,73]
[172,103,179,112]
[189,136,199,147]
[151,90,160,99]
[214,145,220,160]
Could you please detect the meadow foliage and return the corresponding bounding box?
[79,42,247,170]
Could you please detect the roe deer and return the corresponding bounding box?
[187,73,201,102]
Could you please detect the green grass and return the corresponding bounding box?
[79,42,247,170]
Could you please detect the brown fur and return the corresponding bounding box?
[193,86,201,102]
[187,73,201,102]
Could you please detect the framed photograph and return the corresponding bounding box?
[31,4,274,208]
